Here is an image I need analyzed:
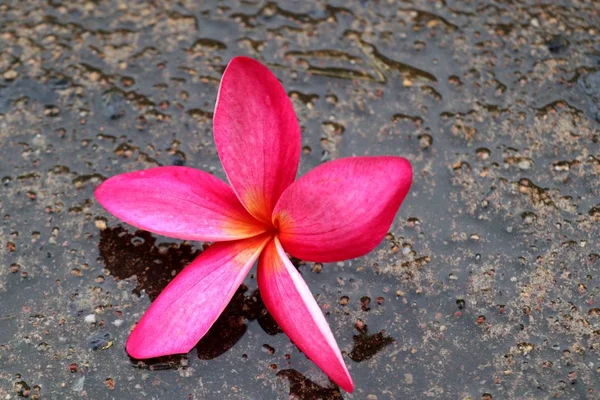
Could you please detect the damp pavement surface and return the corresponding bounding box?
[1,1,600,399]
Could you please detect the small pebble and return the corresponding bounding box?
[88,332,112,350]
[518,160,532,170]
[71,376,85,392]
[95,219,107,230]
[84,314,96,324]
[3,69,18,81]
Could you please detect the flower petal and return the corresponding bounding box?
[126,234,271,358]
[95,166,266,242]
[213,56,301,223]
[258,238,354,392]
[273,156,412,262]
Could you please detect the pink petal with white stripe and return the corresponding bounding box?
[273,156,412,262]
[126,234,271,359]
[258,238,354,392]
[95,166,266,242]
[213,56,301,223]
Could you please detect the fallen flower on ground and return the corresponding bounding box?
[95,56,412,392]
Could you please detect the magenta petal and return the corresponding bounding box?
[126,234,271,358]
[95,166,266,242]
[274,156,412,262]
[213,56,301,223]
[258,238,354,392]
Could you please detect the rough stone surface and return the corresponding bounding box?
[1,0,599,399]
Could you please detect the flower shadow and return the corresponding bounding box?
[98,226,281,363]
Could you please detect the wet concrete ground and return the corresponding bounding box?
[1,0,599,399]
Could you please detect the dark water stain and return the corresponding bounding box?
[276,369,342,400]
[196,286,282,360]
[348,326,395,362]
[99,226,281,361]
[130,354,187,371]
[99,226,199,300]
[546,35,570,54]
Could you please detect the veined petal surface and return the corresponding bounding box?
[213,56,300,223]
[258,238,354,392]
[273,156,412,262]
[126,234,271,358]
[95,166,266,241]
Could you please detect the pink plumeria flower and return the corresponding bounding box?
[95,56,412,392]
